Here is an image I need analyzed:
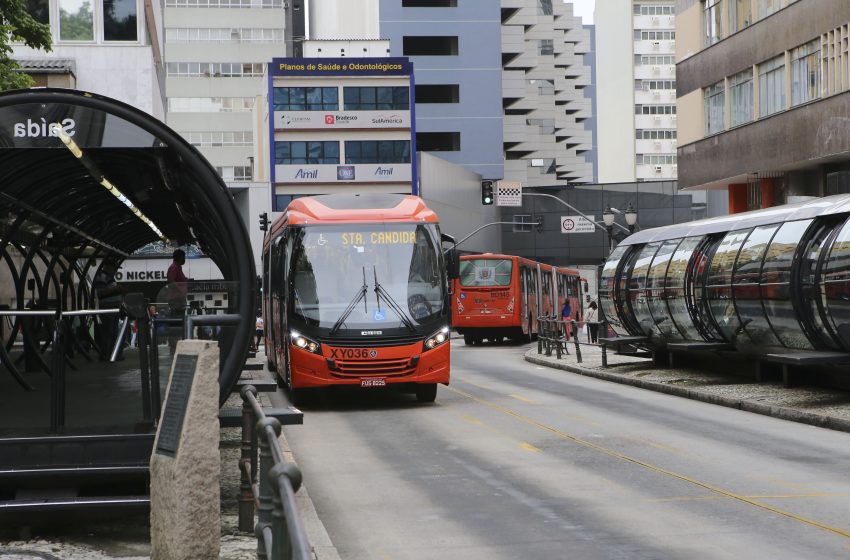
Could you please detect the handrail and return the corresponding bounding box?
[0,308,121,317]
[238,386,311,560]
[536,315,609,364]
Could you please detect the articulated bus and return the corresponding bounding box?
[261,194,458,403]
[451,254,586,345]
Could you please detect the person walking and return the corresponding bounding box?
[165,249,190,353]
[254,313,264,351]
[561,298,573,340]
[585,301,599,343]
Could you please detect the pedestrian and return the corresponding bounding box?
[165,249,190,353]
[93,258,125,361]
[254,313,264,351]
[130,319,138,347]
[561,298,572,340]
[586,301,599,343]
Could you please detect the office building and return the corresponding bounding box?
[596,0,677,183]
[676,0,850,211]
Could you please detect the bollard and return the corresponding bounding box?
[572,320,582,364]
[239,386,258,533]
[537,316,544,354]
[601,320,608,367]
[554,319,562,360]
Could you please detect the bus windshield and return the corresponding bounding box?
[290,223,445,333]
[459,258,513,287]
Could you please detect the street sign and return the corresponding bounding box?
[561,215,596,234]
[496,181,523,207]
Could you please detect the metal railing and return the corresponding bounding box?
[536,315,608,365]
[238,385,311,560]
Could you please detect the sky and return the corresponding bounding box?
[568,0,596,24]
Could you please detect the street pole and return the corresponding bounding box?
[523,192,631,234]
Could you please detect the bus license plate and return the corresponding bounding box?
[361,378,386,388]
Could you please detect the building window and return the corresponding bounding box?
[415,84,459,104]
[636,129,677,139]
[416,132,460,152]
[103,0,137,41]
[791,39,821,106]
[704,80,725,135]
[273,87,338,111]
[513,214,533,233]
[165,28,283,43]
[640,31,676,41]
[729,68,753,126]
[528,158,556,174]
[402,0,457,6]
[637,80,676,91]
[168,97,256,112]
[756,0,780,19]
[636,154,677,165]
[759,55,785,117]
[636,5,675,15]
[703,0,722,46]
[402,36,458,56]
[539,39,554,55]
[216,166,253,181]
[344,141,411,164]
[727,0,751,34]
[166,63,265,77]
[185,131,253,146]
[59,0,95,41]
[166,0,282,5]
[274,141,340,164]
[343,87,409,110]
[527,118,555,134]
[27,0,50,24]
[635,104,677,115]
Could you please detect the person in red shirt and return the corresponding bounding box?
[166,249,189,315]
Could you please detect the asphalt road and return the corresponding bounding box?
[280,340,850,560]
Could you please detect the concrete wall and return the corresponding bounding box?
[380,0,505,180]
[418,152,500,255]
[308,0,380,40]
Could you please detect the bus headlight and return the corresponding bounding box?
[423,326,450,351]
[290,331,321,354]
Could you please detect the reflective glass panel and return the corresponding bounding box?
[733,224,781,347]
[104,0,138,41]
[706,229,750,343]
[822,216,850,350]
[600,245,628,335]
[646,239,681,339]
[664,237,704,340]
[59,0,94,40]
[629,243,662,337]
[762,220,815,349]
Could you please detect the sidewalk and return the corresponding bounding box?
[525,340,850,433]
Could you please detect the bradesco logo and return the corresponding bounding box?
[14,118,76,138]
[324,114,357,125]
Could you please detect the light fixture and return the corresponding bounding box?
[53,123,167,241]
[602,207,615,227]
[624,203,638,227]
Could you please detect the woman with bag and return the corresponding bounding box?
[585,301,599,343]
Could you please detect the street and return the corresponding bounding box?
[280,340,850,560]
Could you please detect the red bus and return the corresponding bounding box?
[452,253,586,345]
[261,194,458,403]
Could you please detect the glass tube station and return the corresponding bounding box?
[600,195,850,356]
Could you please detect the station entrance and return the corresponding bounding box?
[0,89,256,520]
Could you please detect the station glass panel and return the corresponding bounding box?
[664,236,705,340]
[706,229,752,343]
[646,239,681,339]
[761,219,815,349]
[798,219,841,350]
[733,224,781,347]
[629,242,662,336]
[822,216,850,350]
[600,245,629,335]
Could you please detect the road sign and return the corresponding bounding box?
[496,181,523,207]
[561,215,596,234]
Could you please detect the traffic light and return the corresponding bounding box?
[259,212,269,232]
[535,216,544,233]
[481,180,494,205]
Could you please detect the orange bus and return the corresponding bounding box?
[452,253,586,345]
[261,194,458,403]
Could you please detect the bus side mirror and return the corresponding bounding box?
[445,248,459,280]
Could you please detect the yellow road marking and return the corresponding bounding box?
[461,415,484,426]
[649,492,850,503]
[510,394,536,404]
[520,442,541,453]
[448,385,850,541]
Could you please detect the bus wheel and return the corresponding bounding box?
[415,383,437,403]
[463,334,473,345]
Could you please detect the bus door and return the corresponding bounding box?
[520,265,530,333]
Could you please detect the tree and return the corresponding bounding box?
[0,0,52,91]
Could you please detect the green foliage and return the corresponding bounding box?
[0,0,53,91]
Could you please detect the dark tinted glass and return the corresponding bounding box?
[104,0,138,41]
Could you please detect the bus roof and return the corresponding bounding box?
[461,253,581,276]
[273,194,438,230]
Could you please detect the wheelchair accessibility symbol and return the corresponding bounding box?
[373,309,386,322]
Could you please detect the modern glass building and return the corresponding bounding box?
[600,194,850,355]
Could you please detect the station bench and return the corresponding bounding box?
[665,342,735,368]
[598,336,654,366]
[760,351,850,387]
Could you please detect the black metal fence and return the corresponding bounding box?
[536,315,608,365]
[237,385,311,560]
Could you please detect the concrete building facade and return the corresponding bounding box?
[596,0,677,183]
[676,0,850,212]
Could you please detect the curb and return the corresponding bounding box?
[524,352,850,434]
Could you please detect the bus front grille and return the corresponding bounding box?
[329,357,416,378]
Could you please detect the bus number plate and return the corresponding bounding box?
[361,378,386,388]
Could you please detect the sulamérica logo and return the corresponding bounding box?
[14,118,76,138]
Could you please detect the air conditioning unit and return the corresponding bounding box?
[654,115,663,123]
[651,16,659,23]
[654,165,663,173]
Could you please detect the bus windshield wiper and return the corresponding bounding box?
[373,267,416,333]
[330,268,369,335]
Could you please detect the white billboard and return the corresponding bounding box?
[275,163,412,183]
[274,110,411,129]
